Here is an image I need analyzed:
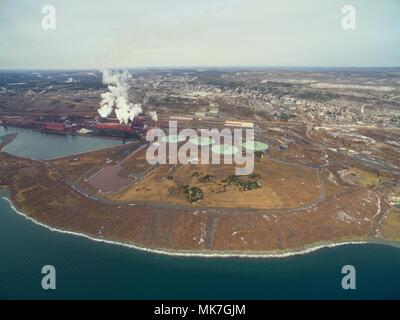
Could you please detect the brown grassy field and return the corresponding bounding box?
[1,123,399,255]
[108,156,321,209]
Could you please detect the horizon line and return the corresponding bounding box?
[0,65,400,72]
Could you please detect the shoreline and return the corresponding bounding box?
[2,195,399,259]
[1,123,136,142]
[0,126,134,161]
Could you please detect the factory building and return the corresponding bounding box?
[42,122,65,132]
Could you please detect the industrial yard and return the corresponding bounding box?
[0,68,400,254]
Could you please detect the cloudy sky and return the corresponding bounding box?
[1,0,399,69]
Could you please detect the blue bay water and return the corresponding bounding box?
[0,127,399,299]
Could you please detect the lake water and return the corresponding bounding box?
[0,127,399,299]
[0,126,122,159]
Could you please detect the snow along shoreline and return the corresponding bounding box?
[1,196,375,259]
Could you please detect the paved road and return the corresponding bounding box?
[48,149,327,216]
[47,120,399,217]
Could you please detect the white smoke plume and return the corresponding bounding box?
[98,70,142,124]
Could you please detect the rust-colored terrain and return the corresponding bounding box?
[1,121,400,255]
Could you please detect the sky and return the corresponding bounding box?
[0,0,399,69]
